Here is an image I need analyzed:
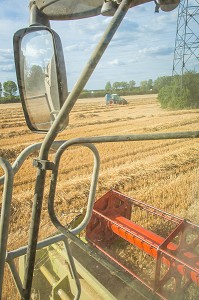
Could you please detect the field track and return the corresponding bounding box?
[1,95,199,299]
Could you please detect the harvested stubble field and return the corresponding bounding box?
[1,94,199,299]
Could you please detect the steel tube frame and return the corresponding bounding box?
[0,158,14,300]
[1,128,197,298]
[6,231,157,300]
[7,233,65,260]
[1,130,199,298]
[39,0,133,158]
[1,130,198,187]
[2,0,192,298]
[6,233,81,299]
[48,143,100,236]
[48,130,199,236]
[55,131,199,146]
[22,1,133,298]
[0,141,65,186]
[62,239,81,300]
[6,257,24,296]
[39,265,71,300]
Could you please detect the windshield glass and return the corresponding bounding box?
[1,1,199,300]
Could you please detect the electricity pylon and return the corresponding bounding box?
[172,0,199,77]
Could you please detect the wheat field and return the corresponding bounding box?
[1,94,199,299]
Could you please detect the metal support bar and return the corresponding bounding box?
[39,0,133,158]
[55,131,199,151]
[0,130,198,188]
[22,1,197,295]
[6,231,158,300]
[0,158,14,300]
[6,257,24,296]
[1,129,197,188]
[1,129,199,298]
[7,234,66,260]
[29,1,50,26]
[39,265,70,300]
[62,239,81,300]
[47,142,99,300]
[0,141,65,186]
[47,131,199,297]
[57,229,158,299]
[6,234,68,298]
[22,1,132,297]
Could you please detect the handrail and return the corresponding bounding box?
[1,129,199,299]
[48,142,100,235]
[0,157,14,300]
[48,130,199,236]
[22,2,133,297]
[0,141,65,186]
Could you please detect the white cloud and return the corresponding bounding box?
[0,64,15,72]
[108,59,125,66]
[138,46,173,56]
[64,44,83,52]
[1,1,196,90]
[0,49,14,62]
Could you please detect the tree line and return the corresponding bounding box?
[104,71,199,109]
[1,71,199,109]
[105,79,153,94]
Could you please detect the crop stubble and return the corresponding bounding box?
[1,95,199,298]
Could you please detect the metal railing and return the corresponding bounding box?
[1,129,199,299]
[0,157,14,296]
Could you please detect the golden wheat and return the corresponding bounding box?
[1,95,199,299]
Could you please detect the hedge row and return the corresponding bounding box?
[0,96,20,103]
[158,72,199,109]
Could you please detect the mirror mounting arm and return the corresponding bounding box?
[29,1,50,27]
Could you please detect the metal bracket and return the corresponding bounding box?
[33,159,55,170]
[154,0,160,13]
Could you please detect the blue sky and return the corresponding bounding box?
[0,1,182,91]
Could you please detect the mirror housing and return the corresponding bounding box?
[13,26,68,133]
[34,0,102,20]
[157,0,180,12]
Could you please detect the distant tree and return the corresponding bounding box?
[105,81,112,92]
[112,81,129,91]
[153,76,173,93]
[140,80,148,93]
[139,79,153,93]
[112,81,120,91]
[147,79,153,91]
[120,81,129,90]
[3,81,17,97]
[0,82,2,97]
[129,80,136,90]
[26,65,45,93]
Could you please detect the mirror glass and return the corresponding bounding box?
[20,29,60,131]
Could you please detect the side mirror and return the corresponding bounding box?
[13,26,68,132]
